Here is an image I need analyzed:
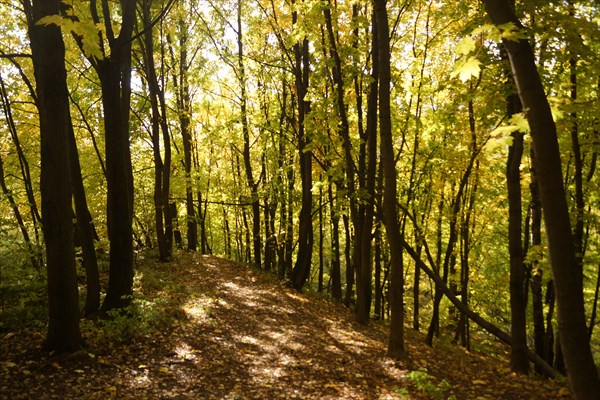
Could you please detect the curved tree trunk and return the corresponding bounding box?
[483,1,600,397]
[68,114,100,317]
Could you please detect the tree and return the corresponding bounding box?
[75,0,137,313]
[289,0,314,291]
[483,0,600,397]
[25,0,82,352]
[503,37,529,372]
[375,0,406,359]
[138,0,174,262]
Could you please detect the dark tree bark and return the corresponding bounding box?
[139,0,172,262]
[26,0,82,352]
[167,6,197,252]
[290,0,313,290]
[356,9,379,324]
[68,115,100,317]
[92,0,137,313]
[402,237,558,378]
[483,1,600,397]
[329,183,342,301]
[503,40,529,373]
[529,147,547,372]
[375,0,406,359]
[237,0,262,269]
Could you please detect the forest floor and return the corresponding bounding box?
[1,252,570,399]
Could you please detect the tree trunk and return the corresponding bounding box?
[329,183,342,301]
[483,1,600,397]
[504,40,529,373]
[26,0,82,352]
[237,0,261,269]
[68,114,100,317]
[402,238,558,378]
[290,1,313,290]
[529,147,547,372]
[356,10,379,324]
[95,0,136,313]
[140,0,172,262]
[375,0,406,359]
[0,79,41,270]
[0,73,43,260]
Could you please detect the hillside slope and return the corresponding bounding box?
[1,253,568,399]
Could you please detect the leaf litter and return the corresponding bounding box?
[1,253,569,399]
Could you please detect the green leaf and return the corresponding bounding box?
[451,56,481,82]
[456,36,476,55]
[507,113,530,133]
[497,22,526,42]
[37,15,63,27]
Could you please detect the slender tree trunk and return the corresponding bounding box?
[588,263,600,340]
[343,214,354,306]
[140,0,171,262]
[318,182,324,292]
[503,40,529,373]
[329,183,342,301]
[375,0,406,359]
[529,146,547,372]
[568,3,585,274]
[0,73,43,257]
[290,1,313,290]
[356,10,379,324]
[0,80,41,270]
[237,0,261,268]
[0,154,40,270]
[169,9,197,252]
[403,238,558,377]
[484,1,600,397]
[26,0,82,352]
[68,114,100,317]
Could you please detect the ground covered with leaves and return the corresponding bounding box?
[1,253,570,399]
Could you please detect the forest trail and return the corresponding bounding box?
[1,253,568,399]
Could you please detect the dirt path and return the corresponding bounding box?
[1,253,568,399]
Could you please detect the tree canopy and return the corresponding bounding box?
[0,0,599,398]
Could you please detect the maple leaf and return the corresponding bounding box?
[456,37,476,55]
[451,56,481,82]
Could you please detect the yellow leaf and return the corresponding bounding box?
[138,364,148,369]
[74,369,84,374]
[456,37,476,55]
[158,366,170,373]
[558,388,571,397]
[451,56,481,83]
[324,383,342,393]
[498,22,526,42]
[37,15,63,27]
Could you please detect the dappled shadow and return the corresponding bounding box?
[153,254,411,399]
[1,252,569,399]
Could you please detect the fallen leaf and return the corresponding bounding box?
[2,361,17,368]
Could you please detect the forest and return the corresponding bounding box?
[0,0,599,398]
